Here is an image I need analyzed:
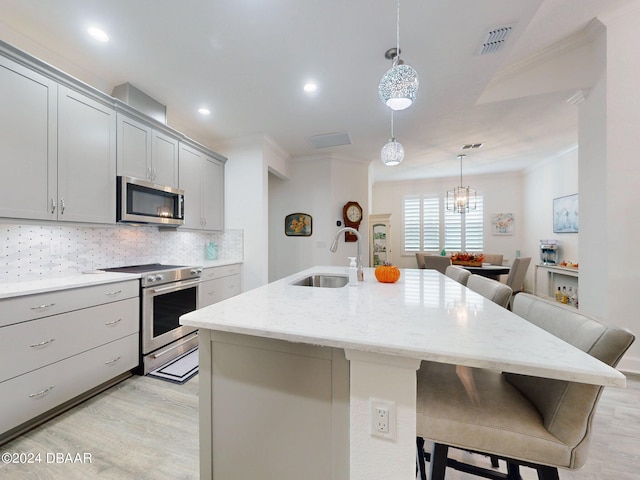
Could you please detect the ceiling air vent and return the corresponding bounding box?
[461,143,484,150]
[308,132,351,149]
[478,25,513,55]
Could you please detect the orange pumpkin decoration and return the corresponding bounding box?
[375,262,401,283]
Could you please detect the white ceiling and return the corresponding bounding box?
[0,0,631,183]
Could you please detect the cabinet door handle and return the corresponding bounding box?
[29,338,55,348]
[28,385,55,398]
[105,356,121,365]
[50,197,56,214]
[152,167,157,180]
[105,290,122,296]
[147,166,152,179]
[104,318,122,326]
[59,198,65,214]
[30,303,55,310]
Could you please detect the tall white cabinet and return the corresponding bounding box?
[179,142,225,231]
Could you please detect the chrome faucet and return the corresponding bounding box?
[329,227,364,281]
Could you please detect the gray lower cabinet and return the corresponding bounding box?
[199,264,242,308]
[0,280,140,441]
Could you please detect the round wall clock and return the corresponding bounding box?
[342,201,363,242]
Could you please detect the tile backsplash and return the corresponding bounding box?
[1,224,243,281]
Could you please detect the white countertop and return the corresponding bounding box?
[181,265,625,387]
[0,259,243,299]
[0,271,140,299]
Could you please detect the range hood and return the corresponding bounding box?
[112,82,167,124]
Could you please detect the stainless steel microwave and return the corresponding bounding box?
[117,176,184,226]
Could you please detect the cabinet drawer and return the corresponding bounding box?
[0,280,139,327]
[0,333,138,435]
[0,297,138,382]
[199,274,241,308]
[200,264,241,282]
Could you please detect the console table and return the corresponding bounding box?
[533,264,579,302]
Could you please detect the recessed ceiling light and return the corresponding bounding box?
[198,108,211,115]
[87,26,109,43]
[303,82,318,94]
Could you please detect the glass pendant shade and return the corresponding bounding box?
[381,138,405,166]
[446,186,477,213]
[378,64,419,110]
[446,154,476,213]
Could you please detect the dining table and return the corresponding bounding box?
[461,264,511,277]
[180,266,625,480]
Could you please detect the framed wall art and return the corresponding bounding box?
[491,213,514,235]
[553,194,579,233]
[285,213,312,236]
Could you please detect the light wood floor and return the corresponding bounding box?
[1,373,638,479]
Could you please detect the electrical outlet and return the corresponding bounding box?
[369,398,396,440]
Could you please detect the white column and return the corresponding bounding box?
[345,350,421,480]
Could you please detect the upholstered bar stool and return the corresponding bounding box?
[415,294,635,480]
[466,274,512,308]
[424,255,452,274]
[445,265,471,286]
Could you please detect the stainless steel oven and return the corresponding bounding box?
[102,264,202,374]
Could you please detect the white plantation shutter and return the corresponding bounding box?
[403,194,484,254]
[444,208,462,251]
[403,196,421,252]
[422,195,440,251]
[464,195,484,251]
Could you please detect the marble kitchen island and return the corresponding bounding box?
[180,266,625,480]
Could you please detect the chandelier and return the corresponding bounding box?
[381,111,404,166]
[446,155,477,214]
[378,0,419,110]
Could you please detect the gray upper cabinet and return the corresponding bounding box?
[116,113,179,188]
[1,42,223,227]
[0,55,57,221]
[179,142,224,231]
[0,55,115,224]
[57,85,116,224]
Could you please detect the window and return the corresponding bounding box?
[403,194,483,253]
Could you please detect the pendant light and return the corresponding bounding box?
[446,155,477,213]
[381,111,404,166]
[378,0,419,111]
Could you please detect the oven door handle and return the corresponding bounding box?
[150,279,201,294]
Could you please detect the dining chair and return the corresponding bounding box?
[416,253,426,269]
[466,274,512,308]
[445,265,471,286]
[504,257,531,294]
[423,256,452,274]
[415,293,635,480]
[482,253,503,266]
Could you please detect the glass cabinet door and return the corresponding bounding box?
[370,214,391,266]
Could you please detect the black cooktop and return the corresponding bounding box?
[102,264,187,274]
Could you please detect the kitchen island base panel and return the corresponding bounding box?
[345,350,421,480]
[199,330,349,480]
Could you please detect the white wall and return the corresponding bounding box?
[522,147,579,290]
[578,9,640,373]
[372,172,525,270]
[219,135,289,291]
[269,155,369,282]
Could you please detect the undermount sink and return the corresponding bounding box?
[290,274,349,288]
